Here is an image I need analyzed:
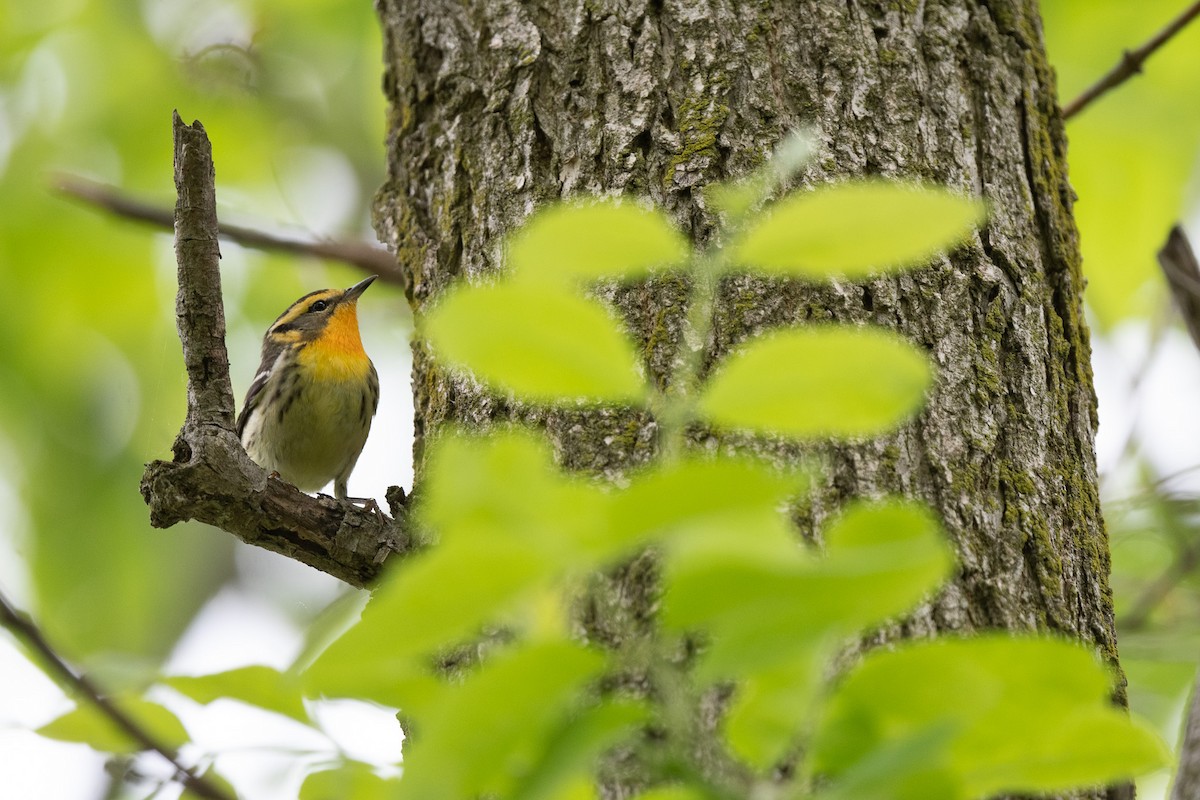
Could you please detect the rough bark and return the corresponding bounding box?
[373,0,1119,793]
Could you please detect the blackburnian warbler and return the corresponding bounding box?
[237,275,380,501]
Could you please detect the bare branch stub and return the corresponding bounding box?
[172,113,234,431]
[141,113,408,588]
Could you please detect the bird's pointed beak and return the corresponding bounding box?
[344,275,378,303]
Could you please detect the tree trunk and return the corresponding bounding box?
[373,0,1119,790]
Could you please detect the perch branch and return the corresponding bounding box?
[0,590,234,800]
[140,112,407,589]
[1062,0,1200,121]
[53,173,406,287]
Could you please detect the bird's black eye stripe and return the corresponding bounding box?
[308,299,330,313]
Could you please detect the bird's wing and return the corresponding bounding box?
[236,343,286,439]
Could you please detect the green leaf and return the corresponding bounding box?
[508,200,689,283]
[724,658,828,768]
[424,282,646,403]
[813,726,963,800]
[813,637,1170,798]
[545,776,600,800]
[611,456,812,555]
[396,640,606,800]
[36,696,188,754]
[299,760,393,800]
[422,431,610,563]
[728,180,984,278]
[973,708,1168,794]
[664,500,952,679]
[303,541,555,708]
[164,665,309,724]
[510,701,648,800]
[697,326,931,438]
[628,788,711,800]
[290,589,372,674]
[307,432,616,707]
[707,178,771,220]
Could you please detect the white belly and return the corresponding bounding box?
[241,376,373,493]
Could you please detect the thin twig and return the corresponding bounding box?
[0,590,235,800]
[141,114,407,586]
[53,173,406,288]
[1062,0,1200,120]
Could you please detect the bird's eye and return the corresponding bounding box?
[308,300,329,313]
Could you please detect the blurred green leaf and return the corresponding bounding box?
[423,283,646,403]
[164,665,309,724]
[813,637,1169,797]
[665,501,952,682]
[290,589,371,674]
[510,701,648,800]
[724,658,828,768]
[299,760,392,800]
[813,726,962,800]
[303,541,553,707]
[307,433,616,706]
[707,178,771,220]
[612,455,812,555]
[628,788,710,800]
[508,201,689,283]
[36,695,188,754]
[544,777,599,800]
[422,431,609,562]
[727,181,983,278]
[396,640,606,800]
[697,326,931,438]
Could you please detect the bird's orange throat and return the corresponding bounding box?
[300,303,371,380]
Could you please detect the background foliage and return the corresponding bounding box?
[0,0,1197,797]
